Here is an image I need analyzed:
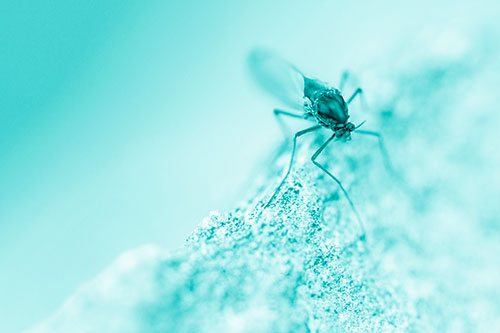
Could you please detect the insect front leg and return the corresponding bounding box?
[273,108,308,139]
[264,125,322,209]
[311,134,366,240]
[355,130,394,174]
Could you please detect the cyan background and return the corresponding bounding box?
[1,1,498,331]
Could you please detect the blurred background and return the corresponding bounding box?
[1,0,499,331]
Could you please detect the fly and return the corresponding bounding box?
[249,49,391,240]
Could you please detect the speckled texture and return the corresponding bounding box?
[30,34,500,333]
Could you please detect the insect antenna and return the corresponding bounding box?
[355,120,367,130]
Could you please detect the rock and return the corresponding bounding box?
[29,34,500,332]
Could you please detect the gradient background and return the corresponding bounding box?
[1,1,499,331]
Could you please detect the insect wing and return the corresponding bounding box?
[248,49,305,110]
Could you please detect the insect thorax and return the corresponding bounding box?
[304,88,350,129]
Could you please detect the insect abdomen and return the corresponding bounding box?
[303,77,327,100]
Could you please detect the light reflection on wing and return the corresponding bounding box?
[248,49,305,110]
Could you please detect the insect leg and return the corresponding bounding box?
[355,130,394,174]
[339,71,349,91]
[311,134,366,239]
[273,108,307,138]
[347,87,369,114]
[274,109,304,118]
[347,88,363,104]
[264,125,322,209]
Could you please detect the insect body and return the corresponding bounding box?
[249,49,389,239]
[304,82,357,138]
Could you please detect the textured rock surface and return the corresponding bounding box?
[30,35,500,332]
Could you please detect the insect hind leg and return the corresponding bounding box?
[273,109,308,139]
[339,71,349,91]
[311,134,366,240]
[347,88,363,104]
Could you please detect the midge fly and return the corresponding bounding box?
[249,49,391,239]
